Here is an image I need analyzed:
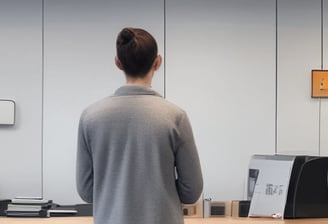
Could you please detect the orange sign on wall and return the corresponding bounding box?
[312,70,328,98]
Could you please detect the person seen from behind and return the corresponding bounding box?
[76,27,203,224]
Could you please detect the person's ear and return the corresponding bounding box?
[153,55,162,71]
[115,57,124,70]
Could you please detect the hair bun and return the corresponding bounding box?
[119,28,135,45]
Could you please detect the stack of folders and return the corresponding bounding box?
[6,197,53,218]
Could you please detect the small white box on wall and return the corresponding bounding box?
[0,100,15,125]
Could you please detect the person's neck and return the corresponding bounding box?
[126,79,151,87]
[125,73,153,87]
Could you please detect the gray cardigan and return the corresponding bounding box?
[76,85,203,224]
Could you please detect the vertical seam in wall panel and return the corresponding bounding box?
[164,0,167,99]
[275,0,278,154]
[322,0,324,70]
[41,0,45,198]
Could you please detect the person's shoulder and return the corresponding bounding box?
[155,97,188,117]
[165,99,184,111]
[80,96,112,121]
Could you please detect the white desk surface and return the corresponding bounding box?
[1,217,328,224]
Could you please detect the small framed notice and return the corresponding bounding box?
[0,100,15,125]
[312,70,328,98]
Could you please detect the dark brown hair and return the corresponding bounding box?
[116,27,158,78]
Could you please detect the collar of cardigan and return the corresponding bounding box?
[114,85,162,97]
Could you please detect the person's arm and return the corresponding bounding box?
[175,112,203,204]
[76,114,94,203]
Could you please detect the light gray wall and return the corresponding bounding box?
[166,0,276,200]
[1,0,328,204]
[0,0,42,199]
[321,0,328,155]
[277,0,322,155]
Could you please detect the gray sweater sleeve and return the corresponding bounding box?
[175,112,203,204]
[76,113,94,203]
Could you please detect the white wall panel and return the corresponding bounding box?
[166,0,276,200]
[320,0,328,156]
[0,0,42,198]
[43,0,164,204]
[321,101,328,155]
[277,0,321,155]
